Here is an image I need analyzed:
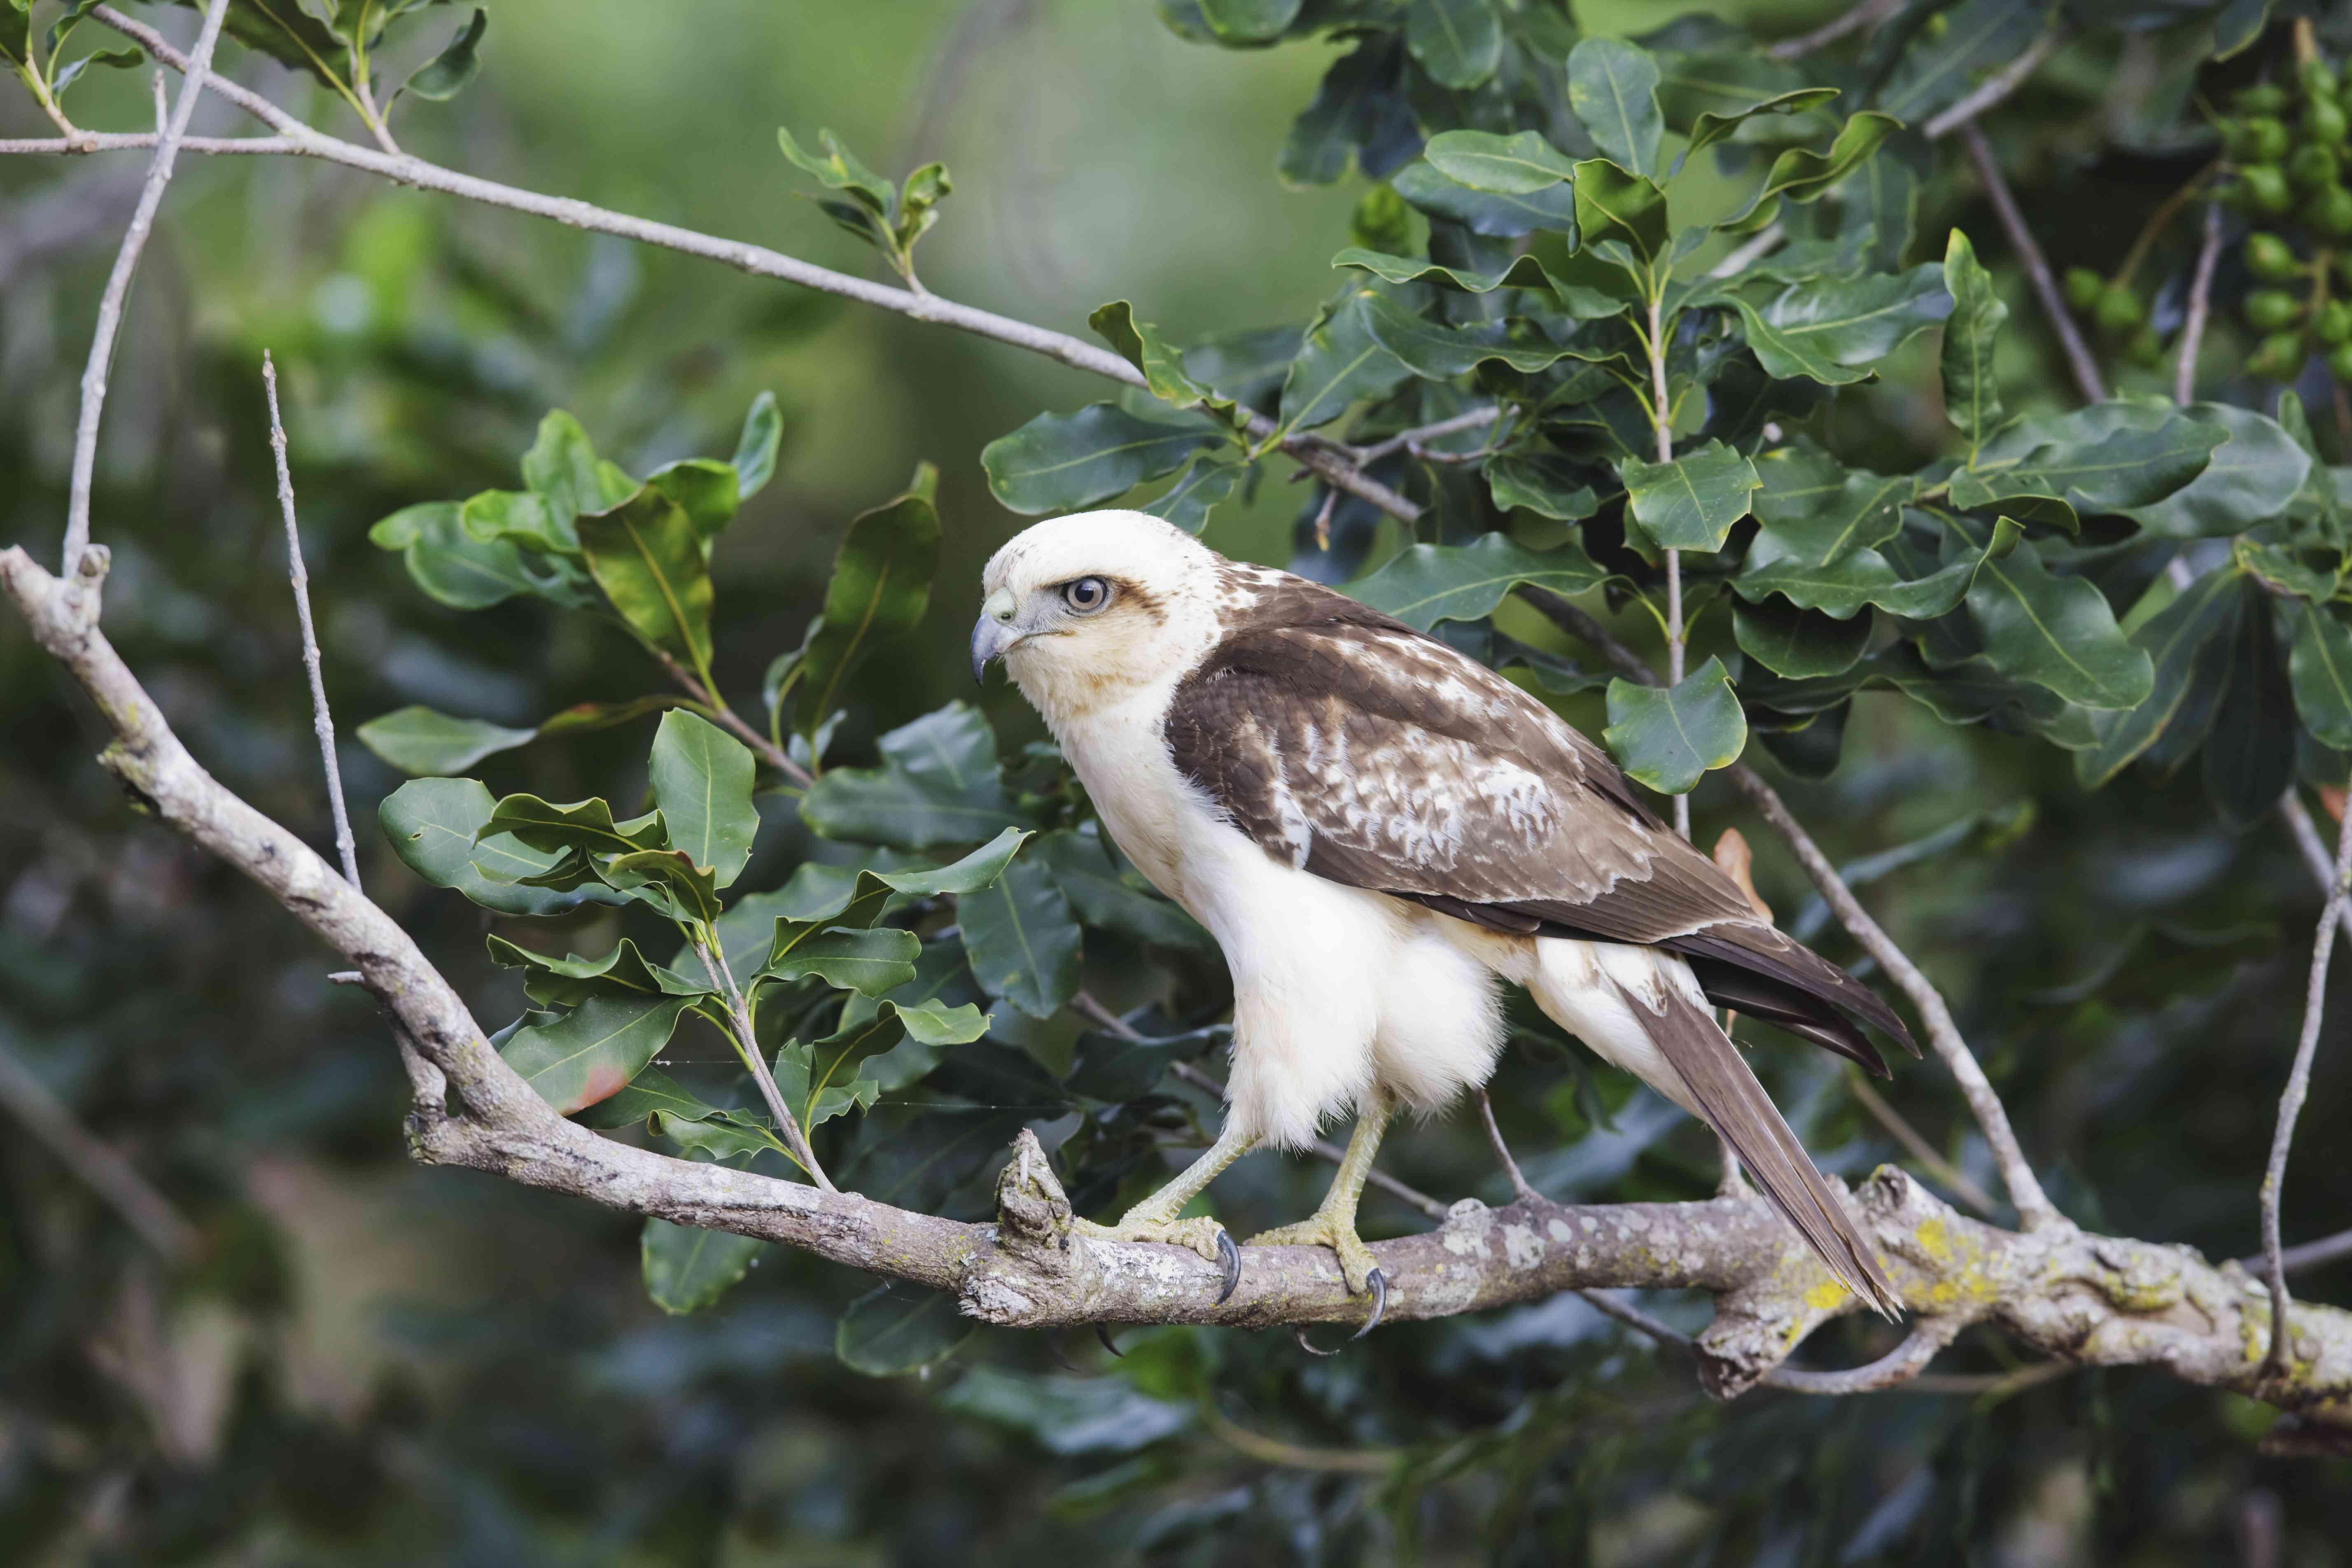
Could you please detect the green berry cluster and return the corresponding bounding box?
[2214,63,2352,380]
[2063,265,2164,364]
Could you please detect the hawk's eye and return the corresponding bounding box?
[1062,576,1112,615]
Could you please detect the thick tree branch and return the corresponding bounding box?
[1959,121,2108,406]
[2261,794,2352,1374]
[46,7,1420,530]
[60,0,232,573]
[5,546,2350,1425]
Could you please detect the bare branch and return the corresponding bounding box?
[262,352,359,888]
[63,5,1423,530]
[644,643,814,790]
[60,0,234,572]
[1766,0,1900,60]
[0,1036,198,1260]
[2261,793,2352,1376]
[7,544,2352,1421]
[2248,1227,2352,1278]
[1707,223,1785,280]
[1476,1087,1538,1204]
[1349,406,1502,464]
[2177,200,2224,405]
[1959,121,2108,406]
[1923,29,2066,141]
[2280,790,2352,944]
[1764,1318,1965,1395]
[0,132,304,155]
[1641,292,1690,840]
[1199,1403,1399,1473]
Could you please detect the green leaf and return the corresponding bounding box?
[457,488,568,553]
[795,465,941,734]
[575,1065,723,1131]
[488,933,702,1008]
[1729,264,1952,385]
[356,707,534,775]
[1032,828,1212,950]
[1657,51,1839,146]
[2075,567,2245,789]
[2205,583,2296,829]
[939,1367,1192,1456]
[762,832,1031,950]
[499,993,695,1116]
[1751,445,1913,565]
[1141,458,1245,535]
[1685,88,1842,159]
[1487,453,1599,520]
[1962,526,2153,710]
[1571,159,1669,265]
[1953,411,2225,527]
[1198,0,1302,42]
[599,847,724,924]
[483,793,666,857]
[1940,229,2005,453]
[2290,603,2352,751]
[1390,160,1579,239]
[732,390,785,500]
[1722,112,1900,233]
[982,404,1223,515]
[378,778,607,917]
[1344,533,1606,630]
[648,710,758,887]
[958,858,1083,1020]
[1620,442,1761,553]
[1881,0,2052,124]
[1736,518,2018,620]
[1357,294,1579,379]
[1603,658,1748,795]
[1568,38,1663,180]
[1331,247,1561,296]
[1405,0,1500,89]
[800,704,1030,849]
[2236,539,2338,603]
[642,1218,768,1315]
[368,501,546,610]
[646,459,741,545]
[1088,301,1223,414]
[1278,289,1414,433]
[578,485,716,673]
[762,925,922,997]
[777,125,896,217]
[401,6,484,101]
[1733,597,1875,678]
[1422,129,1577,194]
[1278,37,1406,187]
[2123,404,2312,539]
[837,1283,974,1377]
[520,410,623,543]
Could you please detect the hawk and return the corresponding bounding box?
[973,511,1916,1327]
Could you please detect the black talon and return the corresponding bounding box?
[1215,1230,1241,1304]
[1350,1268,1387,1340]
[1095,1324,1124,1358]
[1295,1326,1342,1357]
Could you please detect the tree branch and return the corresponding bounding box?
[0,1035,199,1260]
[6,545,2351,1426]
[2260,792,2352,1376]
[262,352,359,889]
[60,0,233,573]
[52,6,1421,529]
[1958,121,2108,406]
[1922,28,2066,141]
[2280,790,2352,944]
[1766,0,1901,60]
[2176,199,2224,405]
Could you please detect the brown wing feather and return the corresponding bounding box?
[1163,568,1914,1058]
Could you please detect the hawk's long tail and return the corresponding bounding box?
[1632,983,1903,1317]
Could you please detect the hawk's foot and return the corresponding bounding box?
[1071,1212,1242,1302]
[1248,1212,1381,1297]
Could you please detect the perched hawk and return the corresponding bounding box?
[973,511,1916,1324]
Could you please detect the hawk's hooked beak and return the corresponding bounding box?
[971,586,1021,684]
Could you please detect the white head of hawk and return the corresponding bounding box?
[973,509,1917,1321]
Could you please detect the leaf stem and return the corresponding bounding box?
[1644,289,1689,840]
[693,931,835,1192]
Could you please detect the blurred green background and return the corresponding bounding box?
[5,0,2352,1562]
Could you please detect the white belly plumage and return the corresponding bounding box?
[1050,688,1704,1150]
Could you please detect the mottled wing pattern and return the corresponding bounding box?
[1163,566,1914,1066]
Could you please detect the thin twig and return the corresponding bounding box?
[1923,28,2066,140]
[2246,1226,2352,1277]
[60,0,233,573]
[1729,765,2060,1227]
[2175,200,2224,405]
[2259,795,2352,1375]
[263,352,359,888]
[0,132,305,155]
[65,5,1423,531]
[1476,1087,1538,1202]
[1844,1069,1999,1218]
[1578,1288,2021,1395]
[2280,791,2352,943]
[1514,583,2057,1225]
[1199,1403,1399,1473]
[646,644,814,789]
[1959,121,2107,405]
[1766,0,1900,60]
[1762,1319,1964,1394]
[692,936,835,1192]
[1350,406,1501,464]
[1707,223,1785,280]
[1643,292,1690,840]
[0,1037,198,1260]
